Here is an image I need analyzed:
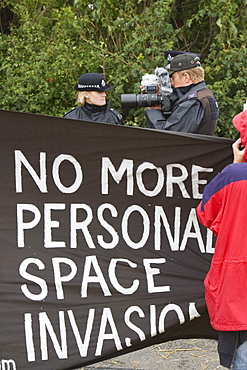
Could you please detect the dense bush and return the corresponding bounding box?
[0,0,247,138]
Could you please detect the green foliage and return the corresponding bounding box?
[0,0,247,137]
[0,4,103,116]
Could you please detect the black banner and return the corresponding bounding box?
[0,110,233,370]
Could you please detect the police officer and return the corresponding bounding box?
[64,73,124,125]
[145,53,219,135]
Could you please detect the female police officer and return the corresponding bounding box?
[63,73,124,125]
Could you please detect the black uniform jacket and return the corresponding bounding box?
[63,101,124,125]
[145,81,219,135]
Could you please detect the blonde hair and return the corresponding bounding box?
[76,91,86,106]
[177,66,204,83]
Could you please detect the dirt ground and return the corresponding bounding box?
[78,338,228,370]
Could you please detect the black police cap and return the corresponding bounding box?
[74,73,111,92]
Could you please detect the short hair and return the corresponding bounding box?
[76,91,86,106]
[177,66,204,83]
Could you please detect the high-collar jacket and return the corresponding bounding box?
[63,101,124,125]
[197,162,247,331]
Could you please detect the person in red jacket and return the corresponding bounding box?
[197,109,247,369]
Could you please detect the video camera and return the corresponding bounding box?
[121,67,173,114]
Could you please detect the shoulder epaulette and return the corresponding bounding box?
[110,108,123,122]
[63,108,76,117]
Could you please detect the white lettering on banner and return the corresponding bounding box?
[24,309,95,362]
[143,258,170,293]
[40,311,67,360]
[191,165,213,199]
[24,303,201,362]
[101,157,213,199]
[52,258,78,300]
[158,304,185,333]
[0,359,17,370]
[19,258,48,301]
[13,150,214,366]
[150,304,157,337]
[95,307,123,356]
[14,151,213,199]
[19,257,169,300]
[15,150,83,194]
[154,206,181,251]
[154,206,214,253]
[52,154,83,193]
[124,306,146,346]
[122,205,150,249]
[166,164,190,198]
[71,204,96,249]
[15,150,48,193]
[24,313,35,362]
[189,302,201,321]
[180,208,205,252]
[97,203,119,249]
[17,204,41,248]
[44,203,66,248]
[101,157,134,195]
[16,203,214,252]
[136,162,164,197]
[67,309,95,357]
[108,259,139,295]
[81,256,112,298]
[155,207,207,252]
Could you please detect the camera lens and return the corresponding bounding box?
[121,94,162,109]
[136,94,162,107]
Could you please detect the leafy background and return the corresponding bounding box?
[1,0,247,138]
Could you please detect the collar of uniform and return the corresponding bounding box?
[84,101,108,112]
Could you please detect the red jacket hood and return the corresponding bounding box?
[232,110,247,162]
